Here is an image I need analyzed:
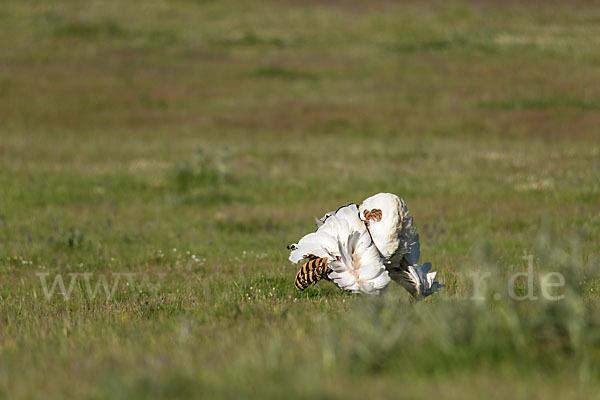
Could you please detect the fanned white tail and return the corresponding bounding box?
[289,204,390,294]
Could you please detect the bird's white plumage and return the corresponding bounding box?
[289,204,390,294]
[358,193,442,299]
[359,193,417,260]
[315,210,335,228]
[288,193,442,298]
[359,193,405,259]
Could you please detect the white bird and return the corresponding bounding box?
[289,193,443,299]
[289,204,390,294]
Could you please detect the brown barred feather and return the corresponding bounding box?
[294,257,332,291]
[363,208,383,225]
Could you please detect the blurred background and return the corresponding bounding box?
[1,0,599,398]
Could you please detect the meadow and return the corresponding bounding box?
[1,0,599,398]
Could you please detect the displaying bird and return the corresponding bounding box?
[288,193,443,299]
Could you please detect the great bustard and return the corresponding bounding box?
[288,193,443,299]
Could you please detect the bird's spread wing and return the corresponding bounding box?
[359,193,442,299]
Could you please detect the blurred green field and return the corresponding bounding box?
[1,0,600,398]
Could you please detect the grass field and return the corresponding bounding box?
[1,0,600,398]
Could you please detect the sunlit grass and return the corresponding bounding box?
[1,0,599,398]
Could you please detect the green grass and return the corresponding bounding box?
[1,0,600,398]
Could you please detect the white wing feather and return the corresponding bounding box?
[359,193,403,259]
